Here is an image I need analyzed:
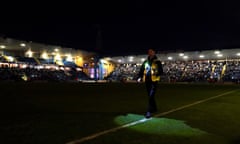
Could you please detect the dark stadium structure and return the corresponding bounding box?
[2,37,240,83]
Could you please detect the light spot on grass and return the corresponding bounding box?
[114,113,207,136]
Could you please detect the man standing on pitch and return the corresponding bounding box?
[137,48,163,118]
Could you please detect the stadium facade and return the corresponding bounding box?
[0,37,115,79]
[2,37,240,82]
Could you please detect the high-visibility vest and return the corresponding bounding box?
[143,59,161,82]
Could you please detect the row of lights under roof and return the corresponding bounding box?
[0,44,60,56]
[117,57,146,63]
[167,51,224,60]
[0,43,26,49]
[0,44,58,51]
[115,51,238,63]
[0,46,75,62]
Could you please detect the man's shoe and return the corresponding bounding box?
[145,112,151,119]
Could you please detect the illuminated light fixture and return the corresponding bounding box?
[141,58,145,62]
[129,56,134,62]
[55,54,63,66]
[26,49,33,57]
[237,53,240,56]
[20,43,26,47]
[167,57,173,60]
[129,56,134,59]
[51,52,56,55]
[183,56,188,59]
[54,48,59,52]
[77,56,83,60]
[179,53,184,56]
[0,45,6,49]
[55,54,61,61]
[41,52,49,59]
[214,51,220,54]
[217,54,223,57]
[75,56,83,64]
[118,59,122,63]
[199,55,205,58]
[7,56,14,62]
[66,54,73,62]
[65,67,70,71]
[100,59,104,63]
[22,64,27,69]
[76,67,82,71]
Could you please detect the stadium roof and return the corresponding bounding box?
[0,37,96,58]
[2,37,240,65]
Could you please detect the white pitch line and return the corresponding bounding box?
[155,90,237,117]
[66,89,238,144]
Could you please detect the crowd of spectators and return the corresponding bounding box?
[2,55,240,84]
[104,63,140,82]
[0,57,91,82]
[105,60,240,83]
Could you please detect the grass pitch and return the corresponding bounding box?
[1,82,240,144]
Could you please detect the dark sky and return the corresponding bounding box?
[1,1,240,56]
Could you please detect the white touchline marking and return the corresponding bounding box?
[66,89,238,144]
[155,90,237,117]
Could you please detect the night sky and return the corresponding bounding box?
[1,1,240,56]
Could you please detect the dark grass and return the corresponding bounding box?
[0,82,240,144]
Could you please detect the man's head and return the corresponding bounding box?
[148,49,156,58]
